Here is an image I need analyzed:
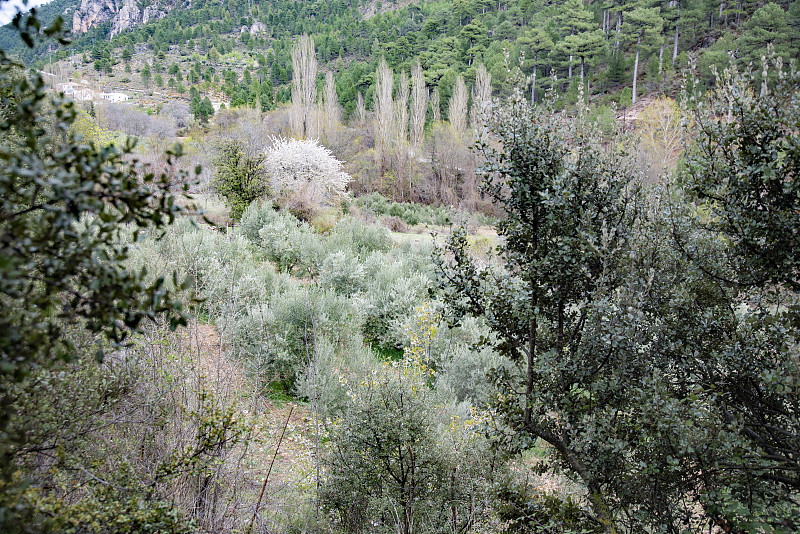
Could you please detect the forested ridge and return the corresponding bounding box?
[3,0,800,116]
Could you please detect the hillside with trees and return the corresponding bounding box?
[2,3,800,534]
[5,0,800,113]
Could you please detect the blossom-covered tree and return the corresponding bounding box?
[264,138,351,209]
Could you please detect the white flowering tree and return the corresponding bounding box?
[264,137,351,209]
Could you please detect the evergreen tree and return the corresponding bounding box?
[560,28,606,84]
[556,0,597,79]
[141,61,152,87]
[519,27,553,104]
[624,4,663,105]
[737,2,790,65]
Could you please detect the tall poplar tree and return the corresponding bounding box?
[290,34,318,139]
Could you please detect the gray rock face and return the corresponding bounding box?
[111,0,141,35]
[250,21,267,35]
[72,0,176,36]
[72,0,121,34]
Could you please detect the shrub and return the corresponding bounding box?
[358,253,432,347]
[294,335,375,417]
[326,216,393,258]
[239,201,278,244]
[318,251,365,296]
[321,355,498,534]
[226,286,362,390]
[256,212,323,276]
[380,214,406,232]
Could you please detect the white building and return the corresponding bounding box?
[98,92,129,103]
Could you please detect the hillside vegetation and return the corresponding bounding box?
[2,4,800,534]
[6,0,800,113]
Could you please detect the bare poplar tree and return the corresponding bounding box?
[394,70,410,148]
[290,34,318,139]
[374,57,394,171]
[322,71,341,141]
[356,91,366,123]
[410,60,427,152]
[448,75,468,132]
[430,87,441,123]
[470,63,492,138]
[315,97,324,141]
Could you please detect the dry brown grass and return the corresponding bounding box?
[181,321,319,533]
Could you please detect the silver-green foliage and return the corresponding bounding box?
[226,286,362,389]
[318,250,365,295]
[358,251,432,347]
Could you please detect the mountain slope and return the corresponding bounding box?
[5,0,800,122]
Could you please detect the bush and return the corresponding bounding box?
[318,251,365,296]
[239,201,278,244]
[321,354,498,534]
[226,286,362,390]
[295,335,375,417]
[380,214,407,232]
[355,192,457,228]
[257,214,323,276]
[326,216,393,258]
[127,218,272,321]
[358,252,432,347]
[618,87,632,108]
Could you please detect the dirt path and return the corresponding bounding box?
[182,322,317,531]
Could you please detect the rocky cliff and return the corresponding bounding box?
[72,0,178,36]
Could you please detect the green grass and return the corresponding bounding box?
[371,342,404,362]
[263,381,296,405]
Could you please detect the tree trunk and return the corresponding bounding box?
[588,482,619,534]
[531,54,537,105]
[568,55,573,79]
[632,35,640,107]
[659,39,664,75]
[672,5,680,67]
[580,55,585,83]
[525,291,537,427]
[405,446,415,534]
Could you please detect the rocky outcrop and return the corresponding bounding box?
[112,0,141,34]
[72,0,121,34]
[72,0,177,36]
[141,5,166,25]
[250,21,267,35]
